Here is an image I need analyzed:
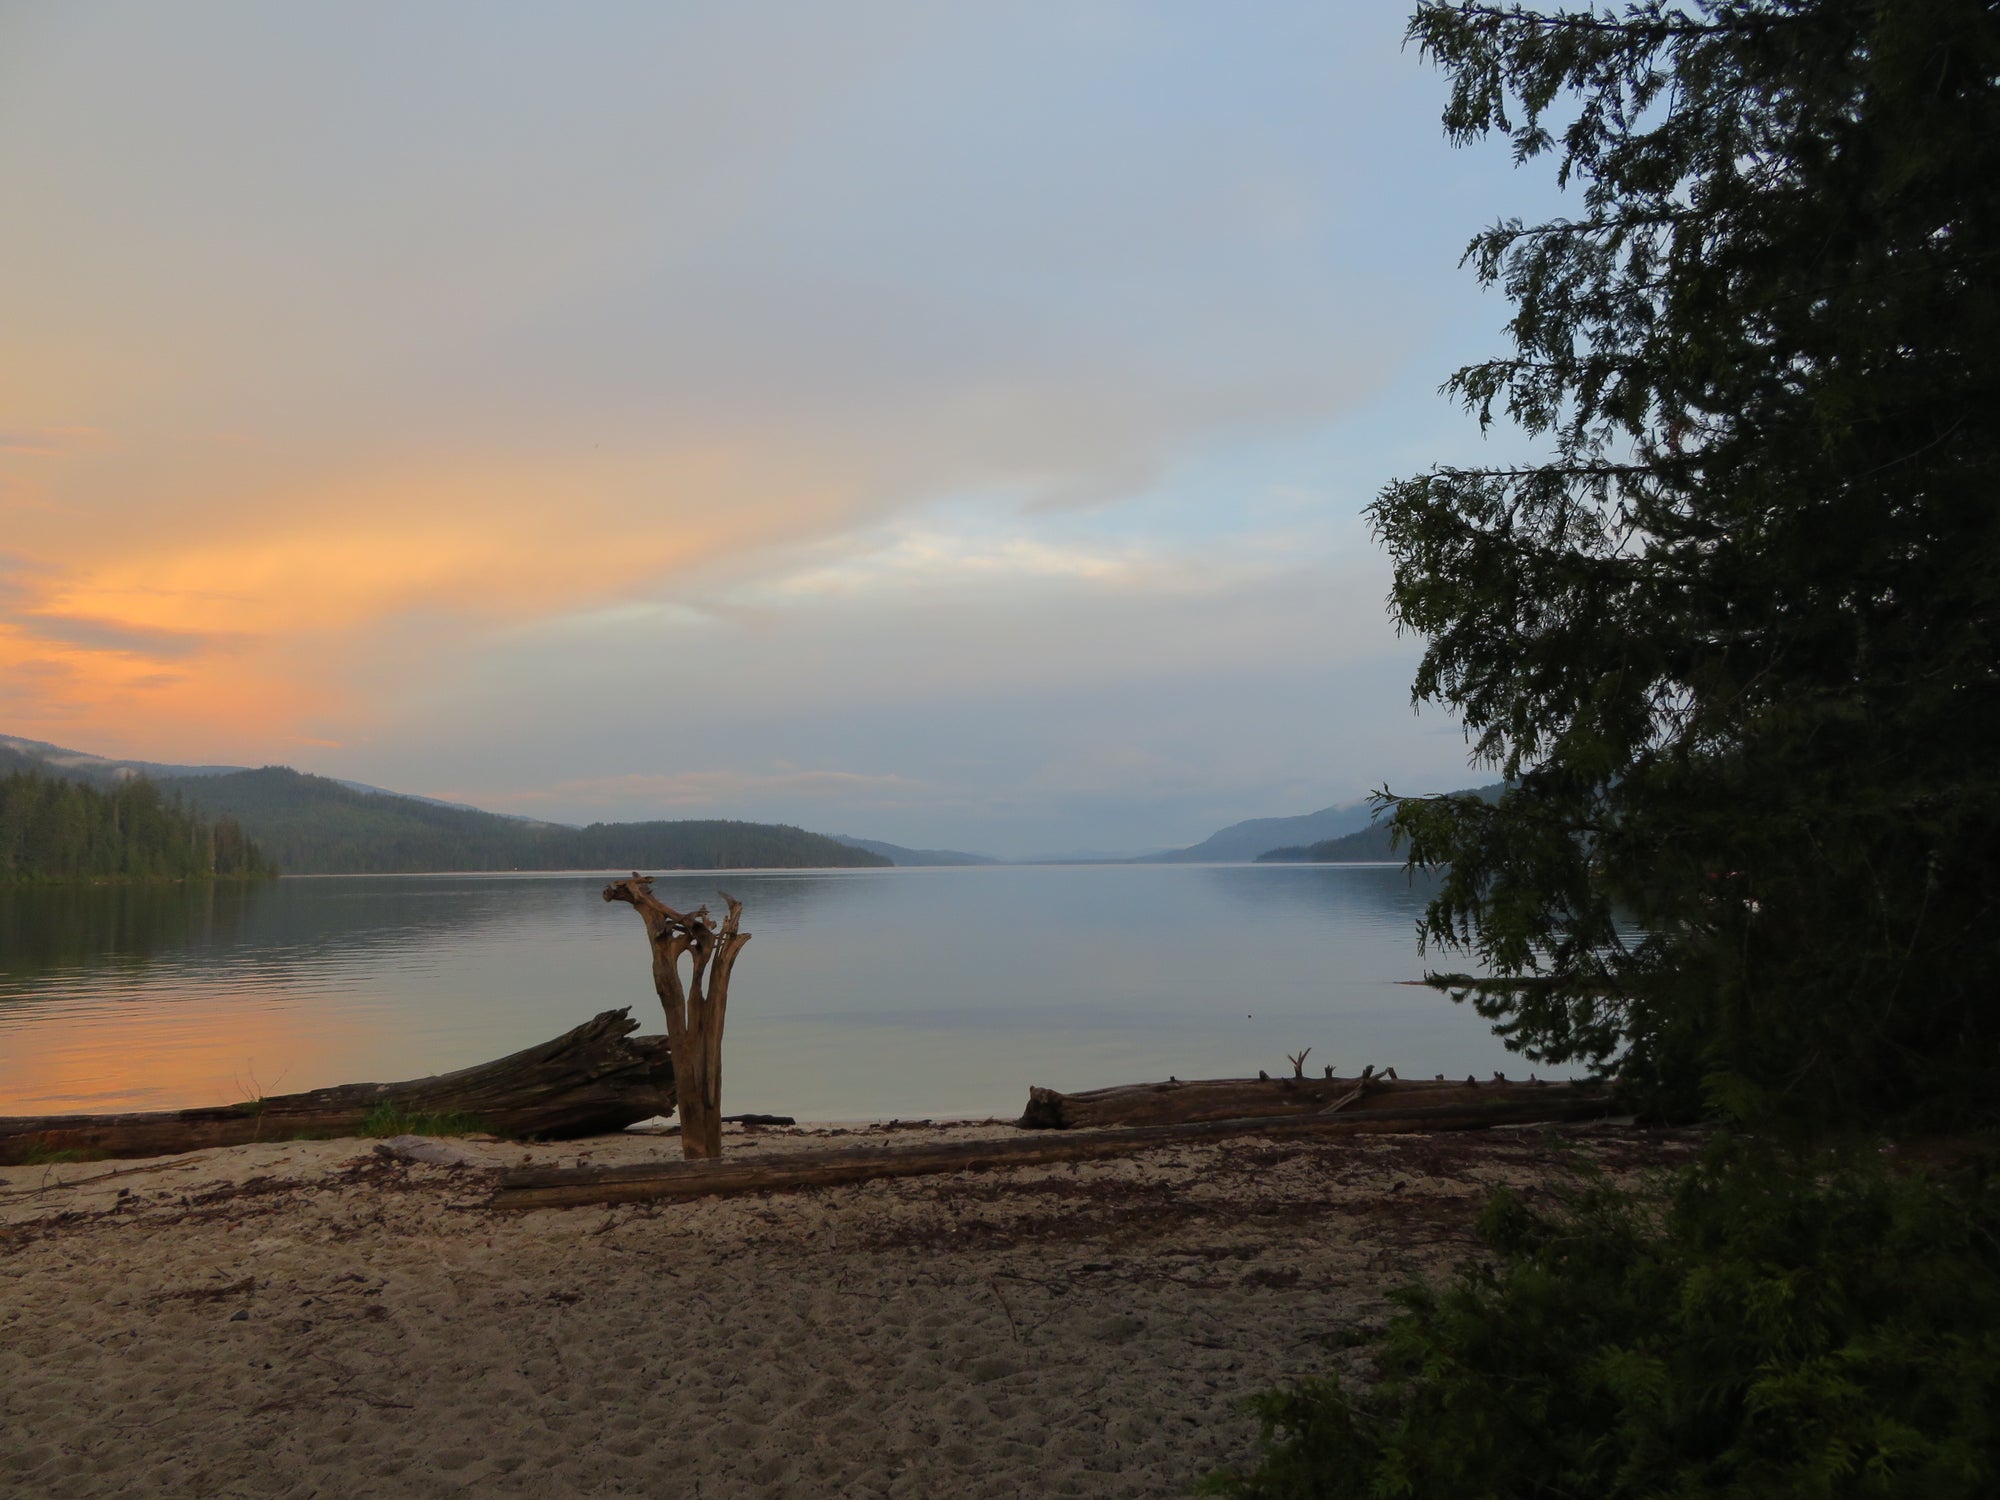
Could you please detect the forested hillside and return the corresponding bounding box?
[543,819,892,873]
[0,770,270,883]
[1138,800,1375,862]
[1256,823,1399,863]
[158,767,889,873]
[1257,784,1503,863]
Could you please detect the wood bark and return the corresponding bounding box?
[1018,1073,1584,1129]
[489,1085,1618,1210]
[0,1008,674,1166]
[602,876,750,1160]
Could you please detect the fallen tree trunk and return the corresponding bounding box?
[1019,1073,1585,1129]
[0,1009,674,1165]
[489,1085,1618,1210]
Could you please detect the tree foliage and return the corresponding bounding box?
[1212,9,2000,1494]
[1208,1139,2000,1499]
[0,770,270,884]
[1371,0,2000,1125]
[1259,784,1504,863]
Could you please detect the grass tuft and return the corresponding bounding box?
[21,1143,102,1164]
[359,1103,487,1138]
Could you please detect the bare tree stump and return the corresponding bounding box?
[603,876,749,1160]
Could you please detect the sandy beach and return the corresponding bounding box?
[1,1119,1695,1499]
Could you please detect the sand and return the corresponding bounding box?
[0,1119,1695,1499]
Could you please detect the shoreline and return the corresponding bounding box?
[1,1118,1698,1498]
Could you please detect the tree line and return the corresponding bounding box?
[0,770,272,884]
[156,767,889,874]
[1213,3,2000,1495]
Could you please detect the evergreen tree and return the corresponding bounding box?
[1209,11,2000,1496]
[0,771,272,883]
[1372,0,2000,1124]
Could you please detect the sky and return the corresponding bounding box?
[0,1,1557,858]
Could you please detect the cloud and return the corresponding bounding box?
[0,425,100,457]
[0,2,1503,841]
[757,528,1147,603]
[0,553,46,604]
[7,612,248,661]
[1019,456,1166,516]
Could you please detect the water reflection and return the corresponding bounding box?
[0,866,1528,1119]
[1194,860,1434,922]
[0,880,269,979]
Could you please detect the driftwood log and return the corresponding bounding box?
[489,1087,1619,1210]
[0,1008,674,1166]
[1018,1073,1594,1130]
[603,876,749,1160]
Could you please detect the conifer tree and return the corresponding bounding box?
[0,771,271,882]
[1373,0,2000,1122]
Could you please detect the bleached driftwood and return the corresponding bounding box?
[602,876,750,1160]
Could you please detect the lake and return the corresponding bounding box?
[0,865,1533,1121]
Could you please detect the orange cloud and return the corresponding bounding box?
[0,446,865,754]
[0,622,330,753]
[0,424,101,457]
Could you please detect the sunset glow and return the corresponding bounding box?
[0,0,1531,854]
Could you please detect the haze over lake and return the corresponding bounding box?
[0,865,1538,1121]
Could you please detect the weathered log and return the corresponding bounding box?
[0,1009,674,1165]
[489,1087,1619,1210]
[1018,1073,1584,1130]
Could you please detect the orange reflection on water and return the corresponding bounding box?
[0,997,409,1115]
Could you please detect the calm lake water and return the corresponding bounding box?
[0,865,1532,1121]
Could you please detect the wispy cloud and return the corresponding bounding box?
[7,612,249,661]
[760,528,1146,602]
[0,425,100,457]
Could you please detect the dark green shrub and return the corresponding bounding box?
[1207,1140,2000,1498]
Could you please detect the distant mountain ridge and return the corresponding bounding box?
[169,768,885,875]
[1137,799,1377,863]
[0,734,502,815]
[1257,783,1506,863]
[831,836,999,867]
[0,734,245,782]
[1256,821,1401,864]
[0,738,886,875]
[6,732,1505,872]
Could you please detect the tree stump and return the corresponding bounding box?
[603,876,749,1160]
